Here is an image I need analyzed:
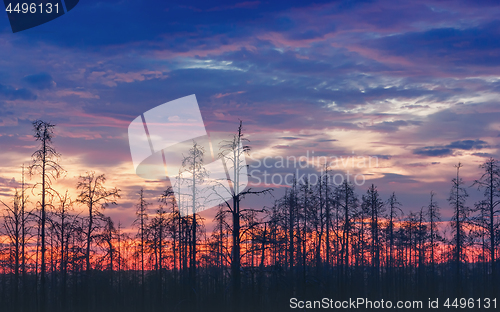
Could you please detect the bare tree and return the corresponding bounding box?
[323,166,332,271]
[149,188,172,305]
[337,180,358,289]
[52,190,73,310]
[215,121,272,308]
[287,180,298,275]
[1,190,23,309]
[386,192,402,269]
[76,172,120,274]
[362,184,385,293]
[28,120,64,311]
[133,188,149,304]
[473,158,500,289]
[161,188,179,280]
[448,162,469,295]
[19,164,30,289]
[99,216,117,273]
[426,191,441,277]
[180,141,208,302]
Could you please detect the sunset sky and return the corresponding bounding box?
[1,0,500,229]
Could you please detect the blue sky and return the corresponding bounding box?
[1,0,500,226]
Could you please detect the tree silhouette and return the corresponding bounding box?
[28,120,64,312]
[133,188,149,305]
[180,140,208,308]
[337,180,358,293]
[2,120,500,312]
[426,190,442,293]
[1,189,23,311]
[52,190,72,310]
[448,162,470,296]
[77,172,120,274]
[473,157,500,294]
[214,121,272,310]
[76,172,120,311]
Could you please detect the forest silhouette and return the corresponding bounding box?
[0,120,498,312]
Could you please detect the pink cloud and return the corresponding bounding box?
[213,91,246,99]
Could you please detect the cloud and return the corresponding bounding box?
[22,73,55,90]
[373,154,392,160]
[406,161,440,167]
[317,139,338,142]
[414,147,453,157]
[55,90,100,99]
[0,176,22,191]
[380,173,419,184]
[413,139,488,157]
[446,139,488,150]
[366,21,500,69]
[472,152,496,158]
[88,70,167,87]
[368,120,422,132]
[212,91,246,99]
[0,84,37,101]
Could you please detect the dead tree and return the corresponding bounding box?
[133,188,149,305]
[77,172,120,274]
[337,180,358,292]
[215,121,272,308]
[426,191,441,282]
[28,120,64,311]
[180,141,208,303]
[386,192,402,269]
[473,158,500,292]
[448,162,469,296]
[1,190,23,310]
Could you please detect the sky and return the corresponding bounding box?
[1,0,500,228]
